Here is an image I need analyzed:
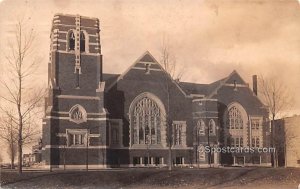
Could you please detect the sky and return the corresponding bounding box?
[0,0,300,161]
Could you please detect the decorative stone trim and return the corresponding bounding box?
[69,104,87,124]
[56,95,100,100]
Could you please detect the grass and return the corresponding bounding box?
[1,167,300,189]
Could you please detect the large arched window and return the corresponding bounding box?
[130,93,166,146]
[80,31,85,52]
[224,102,248,147]
[227,106,244,129]
[68,31,75,50]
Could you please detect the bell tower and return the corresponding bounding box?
[42,14,107,169]
[48,14,103,93]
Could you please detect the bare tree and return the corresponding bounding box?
[0,114,18,169]
[259,75,292,168]
[158,37,185,171]
[0,19,45,174]
[160,37,185,81]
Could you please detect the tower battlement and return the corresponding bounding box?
[50,14,100,54]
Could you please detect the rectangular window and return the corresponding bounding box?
[67,129,88,147]
[240,137,243,147]
[70,133,85,146]
[235,138,240,147]
[173,122,186,146]
[231,138,235,147]
[251,119,260,130]
[256,137,260,148]
[252,138,255,148]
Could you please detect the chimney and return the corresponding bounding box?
[252,75,257,95]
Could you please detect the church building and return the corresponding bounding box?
[41,14,272,169]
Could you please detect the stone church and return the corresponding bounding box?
[42,14,271,169]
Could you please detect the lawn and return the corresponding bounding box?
[1,167,300,189]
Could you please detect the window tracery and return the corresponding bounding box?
[131,96,163,145]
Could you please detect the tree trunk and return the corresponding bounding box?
[18,138,22,174]
[271,115,277,168]
[10,124,15,169]
[10,148,15,170]
[18,106,23,174]
[167,87,172,171]
[168,120,172,171]
[168,141,172,171]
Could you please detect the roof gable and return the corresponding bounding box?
[139,53,156,62]
[225,70,247,85]
[207,70,248,98]
[105,51,187,96]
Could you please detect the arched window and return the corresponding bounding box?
[227,106,244,129]
[224,103,248,147]
[197,119,205,136]
[209,119,216,135]
[80,31,85,52]
[68,31,75,50]
[131,95,165,145]
[194,120,205,145]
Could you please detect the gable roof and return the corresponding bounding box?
[179,77,226,96]
[179,70,252,99]
[224,70,248,85]
[207,70,247,98]
[105,51,159,91]
[102,54,261,104]
[104,51,188,97]
[139,53,156,62]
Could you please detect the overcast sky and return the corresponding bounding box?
[1,0,300,111]
[0,0,300,160]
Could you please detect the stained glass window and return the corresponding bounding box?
[132,97,162,145]
[227,106,243,129]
